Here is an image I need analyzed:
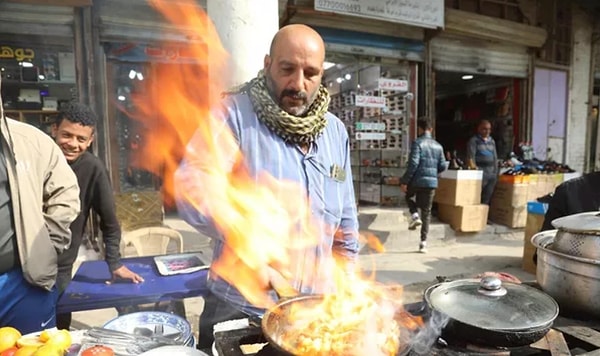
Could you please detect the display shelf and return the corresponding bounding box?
[326,63,411,208]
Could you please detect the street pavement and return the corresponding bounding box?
[70,209,534,340]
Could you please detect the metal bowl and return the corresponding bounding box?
[532,230,600,318]
[551,212,600,260]
[103,311,193,346]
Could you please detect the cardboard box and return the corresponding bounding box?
[489,205,527,228]
[490,182,529,208]
[438,204,489,232]
[523,210,546,274]
[439,170,483,180]
[563,172,582,182]
[434,170,483,206]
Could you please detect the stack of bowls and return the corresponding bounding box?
[103,311,195,348]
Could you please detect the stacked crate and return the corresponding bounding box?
[435,170,488,232]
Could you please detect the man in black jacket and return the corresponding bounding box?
[541,171,600,231]
[52,103,143,329]
[400,117,448,253]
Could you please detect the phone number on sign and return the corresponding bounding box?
[316,0,361,14]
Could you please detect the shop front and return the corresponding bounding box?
[93,0,208,225]
[0,2,81,135]
[432,34,530,163]
[318,28,423,207]
[428,7,547,164]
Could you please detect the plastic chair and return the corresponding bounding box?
[121,226,184,257]
[117,226,186,317]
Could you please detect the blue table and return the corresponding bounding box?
[57,255,210,314]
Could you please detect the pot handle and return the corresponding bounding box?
[478,276,507,297]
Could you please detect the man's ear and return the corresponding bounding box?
[263,54,271,70]
[87,133,95,148]
[51,123,58,138]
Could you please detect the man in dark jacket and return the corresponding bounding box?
[541,171,600,231]
[400,117,448,253]
[52,103,144,329]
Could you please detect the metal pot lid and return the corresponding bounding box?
[425,277,559,331]
[552,212,600,234]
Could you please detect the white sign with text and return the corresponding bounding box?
[314,0,444,29]
[355,95,387,108]
[378,78,409,92]
[356,132,386,141]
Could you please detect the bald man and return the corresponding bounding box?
[175,24,359,349]
[467,119,499,205]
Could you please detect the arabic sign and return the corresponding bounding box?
[105,43,202,63]
[356,122,386,131]
[378,78,408,92]
[315,0,444,29]
[355,95,386,108]
[356,132,386,141]
[0,46,35,61]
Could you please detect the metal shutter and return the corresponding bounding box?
[0,2,74,38]
[431,34,530,78]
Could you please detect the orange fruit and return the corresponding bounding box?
[13,346,38,356]
[0,327,22,352]
[0,347,18,356]
[45,330,71,351]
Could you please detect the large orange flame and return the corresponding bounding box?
[126,1,421,354]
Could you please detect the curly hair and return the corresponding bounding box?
[56,102,97,128]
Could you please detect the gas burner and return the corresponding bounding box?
[214,325,275,356]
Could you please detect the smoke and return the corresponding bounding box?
[408,310,450,355]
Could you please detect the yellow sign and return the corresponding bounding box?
[0,46,36,61]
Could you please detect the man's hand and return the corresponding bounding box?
[108,265,145,284]
[400,184,408,193]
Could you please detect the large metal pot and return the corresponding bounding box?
[261,294,414,355]
[532,230,600,318]
[551,212,600,260]
[423,276,559,347]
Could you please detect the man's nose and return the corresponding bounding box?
[288,70,304,92]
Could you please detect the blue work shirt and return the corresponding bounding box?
[174,93,359,315]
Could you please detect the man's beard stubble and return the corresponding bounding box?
[265,73,317,117]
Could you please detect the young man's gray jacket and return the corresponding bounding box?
[0,102,80,290]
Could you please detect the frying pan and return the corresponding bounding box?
[261,294,413,355]
[422,277,558,348]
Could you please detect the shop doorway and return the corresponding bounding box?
[434,71,523,164]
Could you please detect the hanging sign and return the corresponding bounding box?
[378,78,408,92]
[314,0,444,29]
[356,132,386,141]
[356,122,386,131]
[355,95,386,108]
[0,46,35,61]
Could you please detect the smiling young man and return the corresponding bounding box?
[175,24,359,349]
[51,102,143,330]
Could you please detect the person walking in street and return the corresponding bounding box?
[467,119,499,205]
[51,102,143,330]
[400,117,447,253]
[0,76,81,333]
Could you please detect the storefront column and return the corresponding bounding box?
[566,5,593,173]
[207,0,279,87]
